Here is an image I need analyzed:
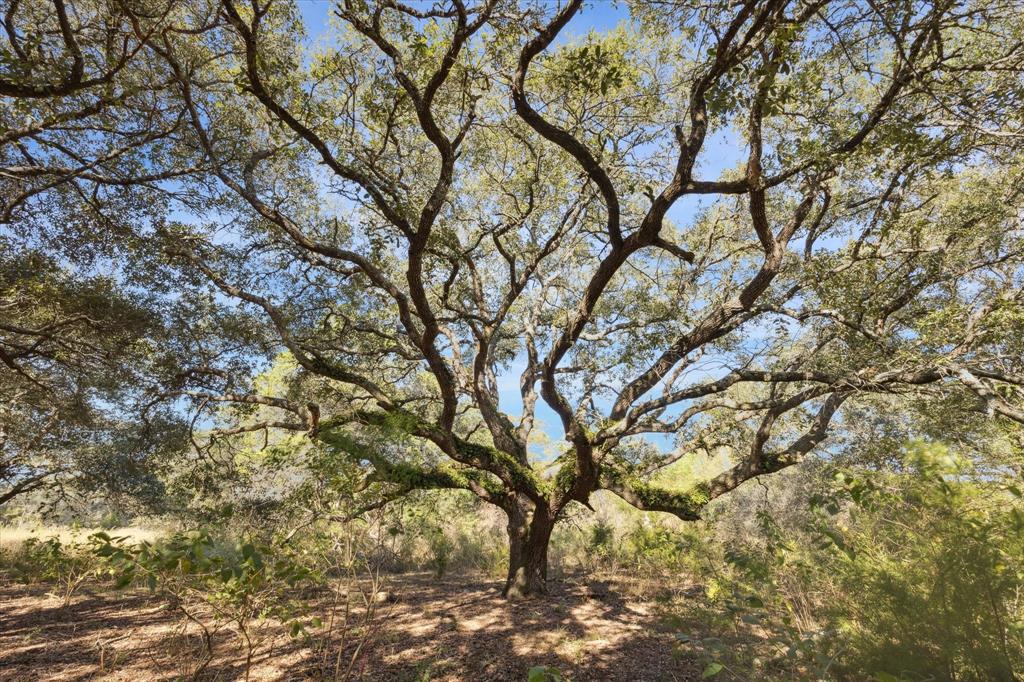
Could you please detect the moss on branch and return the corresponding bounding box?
[316,410,534,499]
[600,463,709,520]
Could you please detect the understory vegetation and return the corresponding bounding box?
[3,438,1022,680]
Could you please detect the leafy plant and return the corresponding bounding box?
[92,530,315,681]
[527,664,565,682]
[9,536,95,606]
[672,441,1024,680]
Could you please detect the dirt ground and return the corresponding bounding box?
[0,574,702,681]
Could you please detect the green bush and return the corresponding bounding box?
[93,529,318,680]
[676,442,1024,680]
[588,517,615,559]
[426,528,453,578]
[98,510,124,530]
[811,443,1024,679]
[4,536,96,606]
[622,517,693,576]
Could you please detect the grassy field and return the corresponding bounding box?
[0,525,164,552]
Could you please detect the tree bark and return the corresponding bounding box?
[502,503,554,599]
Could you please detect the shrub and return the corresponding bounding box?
[810,444,1024,679]
[98,510,124,530]
[426,528,453,579]
[622,517,692,576]
[673,442,1024,680]
[5,536,96,606]
[587,517,615,562]
[93,529,317,681]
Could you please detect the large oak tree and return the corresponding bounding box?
[4,0,1024,596]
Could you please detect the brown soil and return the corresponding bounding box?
[0,574,701,681]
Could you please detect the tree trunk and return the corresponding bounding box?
[502,504,554,599]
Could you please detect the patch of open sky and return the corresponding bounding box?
[296,1,331,41]
[296,0,632,47]
[665,126,745,232]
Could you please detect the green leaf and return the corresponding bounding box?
[702,662,724,678]
[527,666,562,682]
[874,674,900,682]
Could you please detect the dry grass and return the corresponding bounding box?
[0,525,164,552]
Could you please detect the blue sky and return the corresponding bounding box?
[296,0,633,36]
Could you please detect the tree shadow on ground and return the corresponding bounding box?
[0,584,303,682]
[358,573,701,681]
[0,575,701,681]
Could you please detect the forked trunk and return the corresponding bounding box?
[502,505,554,599]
